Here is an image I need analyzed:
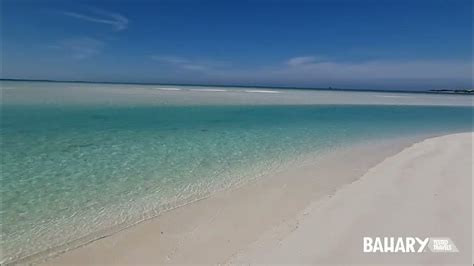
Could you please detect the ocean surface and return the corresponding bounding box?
[1,81,472,263]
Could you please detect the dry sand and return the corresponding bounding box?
[42,133,472,265]
[231,132,473,264]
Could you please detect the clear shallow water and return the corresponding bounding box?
[1,82,473,263]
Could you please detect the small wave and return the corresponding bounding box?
[188,89,227,92]
[155,87,182,91]
[375,95,410,98]
[244,90,281,94]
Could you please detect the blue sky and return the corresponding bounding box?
[2,0,472,90]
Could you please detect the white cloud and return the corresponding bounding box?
[180,64,209,71]
[50,37,104,59]
[207,57,471,89]
[148,54,471,89]
[61,8,129,31]
[287,56,330,67]
[278,58,471,79]
[287,56,317,66]
[151,55,228,72]
[150,56,190,65]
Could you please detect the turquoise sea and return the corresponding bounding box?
[1,81,472,263]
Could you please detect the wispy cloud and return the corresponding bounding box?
[151,56,190,65]
[287,56,320,67]
[151,55,228,72]
[149,54,470,89]
[279,57,470,80]
[61,8,128,31]
[50,37,104,59]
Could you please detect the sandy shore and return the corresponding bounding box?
[41,133,472,265]
[231,132,472,264]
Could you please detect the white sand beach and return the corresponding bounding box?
[42,133,472,265]
[231,132,472,264]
